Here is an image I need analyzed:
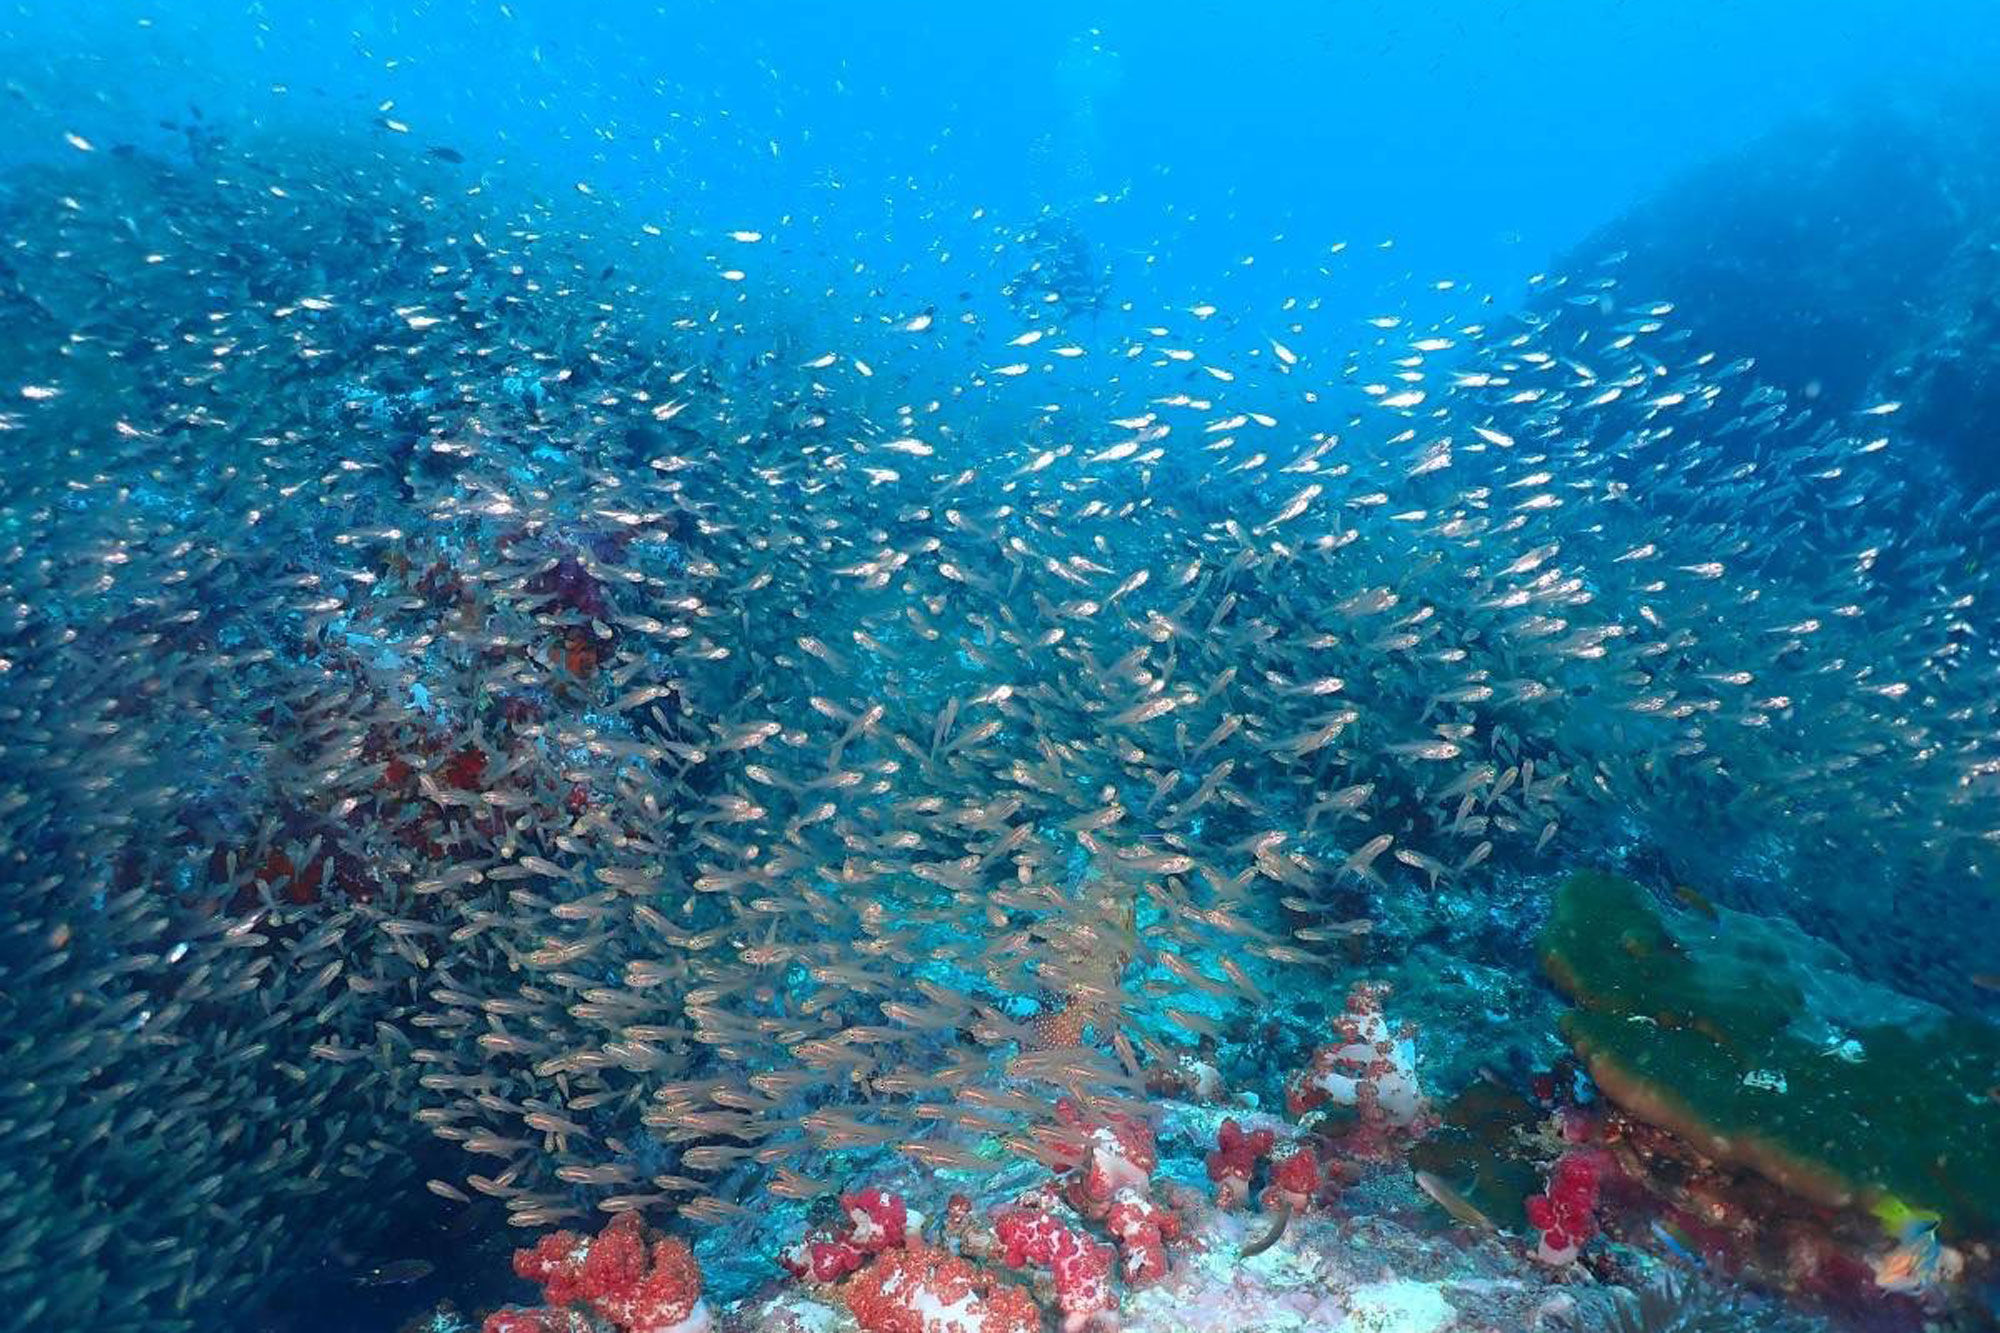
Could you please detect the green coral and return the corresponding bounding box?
[1540,870,2000,1237]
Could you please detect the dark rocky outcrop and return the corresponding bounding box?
[1556,86,2000,494]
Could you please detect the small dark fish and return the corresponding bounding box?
[355,1259,435,1287]
[428,145,465,164]
[1971,973,2000,993]
[1239,1201,1291,1258]
[1672,883,1720,922]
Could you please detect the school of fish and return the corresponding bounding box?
[1,118,1996,1331]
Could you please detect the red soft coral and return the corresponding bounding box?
[844,1244,1041,1333]
[1053,1098,1156,1222]
[490,1211,708,1333]
[1204,1118,1274,1210]
[1105,1189,1178,1283]
[780,1234,870,1285]
[842,1187,909,1250]
[779,1186,910,1284]
[1264,1148,1321,1213]
[994,1206,1117,1332]
[513,1228,591,1308]
[1526,1150,1607,1264]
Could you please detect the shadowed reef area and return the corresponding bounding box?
[1557,86,2000,496]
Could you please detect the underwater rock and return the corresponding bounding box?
[1405,1078,1549,1235]
[1556,87,2000,494]
[1539,870,2000,1237]
[1339,1279,1456,1333]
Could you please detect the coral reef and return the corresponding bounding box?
[8,76,2000,1333]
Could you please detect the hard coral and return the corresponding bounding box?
[488,1211,709,1333]
[1145,1048,1225,1104]
[1553,1268,1746,1333]
[480,1312,569,1333]
[1031,995,1093,1051]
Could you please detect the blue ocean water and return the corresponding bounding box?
[4,4,2000,1333]
[16,1,2000,315]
